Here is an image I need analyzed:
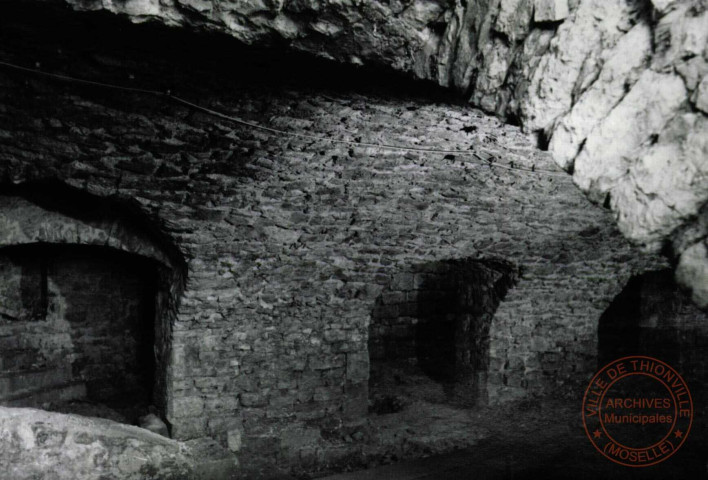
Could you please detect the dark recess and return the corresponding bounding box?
[0,1,462,106]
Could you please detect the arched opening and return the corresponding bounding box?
[598,269,708,469]
[368,258,518,410]
[598,269,707,367]
[0,182,184,427]
[0,244,158,419]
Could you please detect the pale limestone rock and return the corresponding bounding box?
[177,0,213,13]
[521,0,635,133]
[273,13,302,39]
[676,241,708,309]
[676,56,708,91]
[310,20,343,37]
[402,0,447,25]
[533,0,569,22]
[0,407,194,480]
[611,114,708,250]
[99,0,166,19]
[695,76,708,113]
[650,0,679,14]
[496,0,533,41]
[680,9,708,57]
[549,23,652,170]
[652,3,708,71]
[472,37,512,112]
[572,70,687,204]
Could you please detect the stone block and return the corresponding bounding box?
[308,354,345,370]
[343,382,368,420]
[170,417,208,440]
[534,0,569,22]
[346,352,369,383]
[227,428,242,452]
[380,291,405,305]
[390,273,414,291]
[313,386,339,402]
[168,396,205,418]
[240,393,267,408]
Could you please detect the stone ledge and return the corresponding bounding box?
[0,407,237,480]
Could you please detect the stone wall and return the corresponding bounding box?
[64,0,708,309]
[58,248,155,402]
[0,4,668,468]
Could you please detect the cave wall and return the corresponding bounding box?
[0,5,669,468]
[65,0,708,308]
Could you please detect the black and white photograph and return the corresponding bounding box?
[0,0,706,478]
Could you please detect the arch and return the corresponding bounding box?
[598,269,708,369]
[368,257,519,410]
[0,181,185,427]
[0,181,183,270]
[596,269,708,466]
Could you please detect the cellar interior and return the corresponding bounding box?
[0,1,706,479]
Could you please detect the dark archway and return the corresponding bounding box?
[369,258,518,410]
[0,244,159,420]
[0,181,185,426]
[597,269,708,471]
[597,269,705,366]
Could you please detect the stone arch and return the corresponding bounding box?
[0,181,185,425]
[0,182,182,269]
[368,257,519,409]
[596,269,708,465]
[598,269,708,371]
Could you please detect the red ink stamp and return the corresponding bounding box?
[582,355,693,467]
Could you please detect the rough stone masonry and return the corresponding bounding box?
[65,0,708,309]
[0,1,697,475]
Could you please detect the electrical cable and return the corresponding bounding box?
[0,59,568,177]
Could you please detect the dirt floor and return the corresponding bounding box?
[293,364,708,480]
[314,400,707,480]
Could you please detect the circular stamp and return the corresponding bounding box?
[582,355,692,467]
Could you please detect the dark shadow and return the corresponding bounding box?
[0,1,462,106]
[0,244,160,423]
[598,270,703,366]
[597,269,708,476]
[0,182,185,427]
[53,245,159,418]
[369,257,518,408]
